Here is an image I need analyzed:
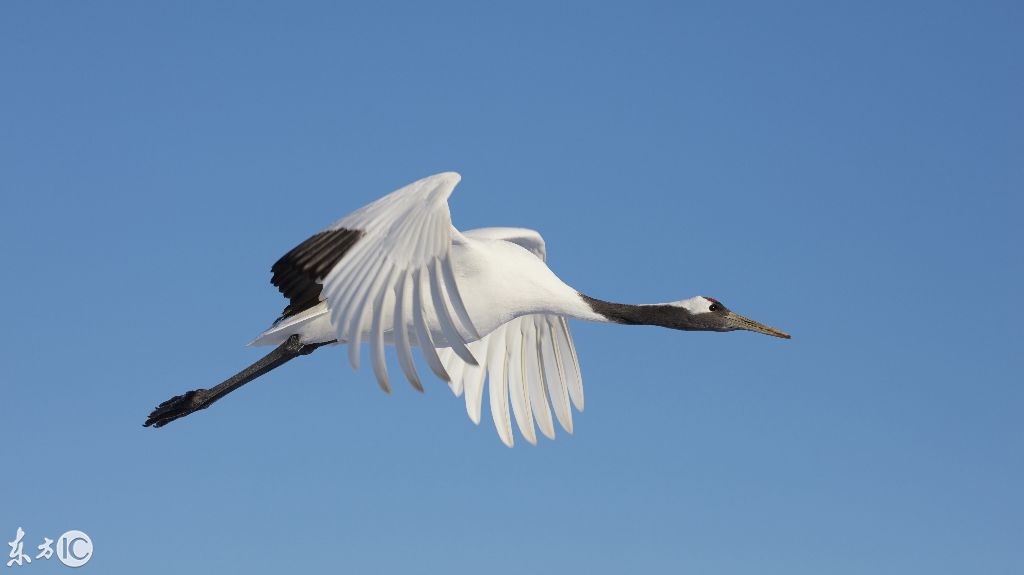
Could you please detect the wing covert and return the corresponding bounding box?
[319,172,480,392]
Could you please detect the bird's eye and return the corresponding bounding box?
[709,303,720,312]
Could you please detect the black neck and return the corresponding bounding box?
[580,294,699,331]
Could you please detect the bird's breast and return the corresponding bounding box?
[258,238,584,348]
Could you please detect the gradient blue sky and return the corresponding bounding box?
[2,1,1021,573]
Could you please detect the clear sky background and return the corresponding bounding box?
[2,1,1021,573]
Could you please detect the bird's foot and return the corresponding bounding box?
[143,389,212,428]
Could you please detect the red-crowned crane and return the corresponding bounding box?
[145,172,790,446]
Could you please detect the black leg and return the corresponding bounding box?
[144,335,333,428]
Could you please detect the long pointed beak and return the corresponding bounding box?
[725,311,791,339]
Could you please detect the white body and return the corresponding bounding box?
[251,230,600,348]
[245,173,606,447]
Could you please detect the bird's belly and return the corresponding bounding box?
[261,238,580,348]
[286,293,514,349]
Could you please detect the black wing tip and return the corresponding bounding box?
[270,227,365,322]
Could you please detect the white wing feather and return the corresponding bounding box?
[439,227,584,447]
[320,172,479,392]
[440,313,584,447]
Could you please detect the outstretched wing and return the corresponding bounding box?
[439,227,584,447]
[459,226,547,260]
[301,172,480,392]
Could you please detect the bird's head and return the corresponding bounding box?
[669,296,791,339]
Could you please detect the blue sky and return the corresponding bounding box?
[2,1,1021,573]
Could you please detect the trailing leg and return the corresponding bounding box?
[143,335,332,428]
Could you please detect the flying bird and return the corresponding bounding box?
[145,172,790,446]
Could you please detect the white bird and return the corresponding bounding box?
[145,172,790,446]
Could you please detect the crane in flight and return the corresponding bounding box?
[145,172,790,446]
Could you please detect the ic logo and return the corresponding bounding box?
[56,530,93,567]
